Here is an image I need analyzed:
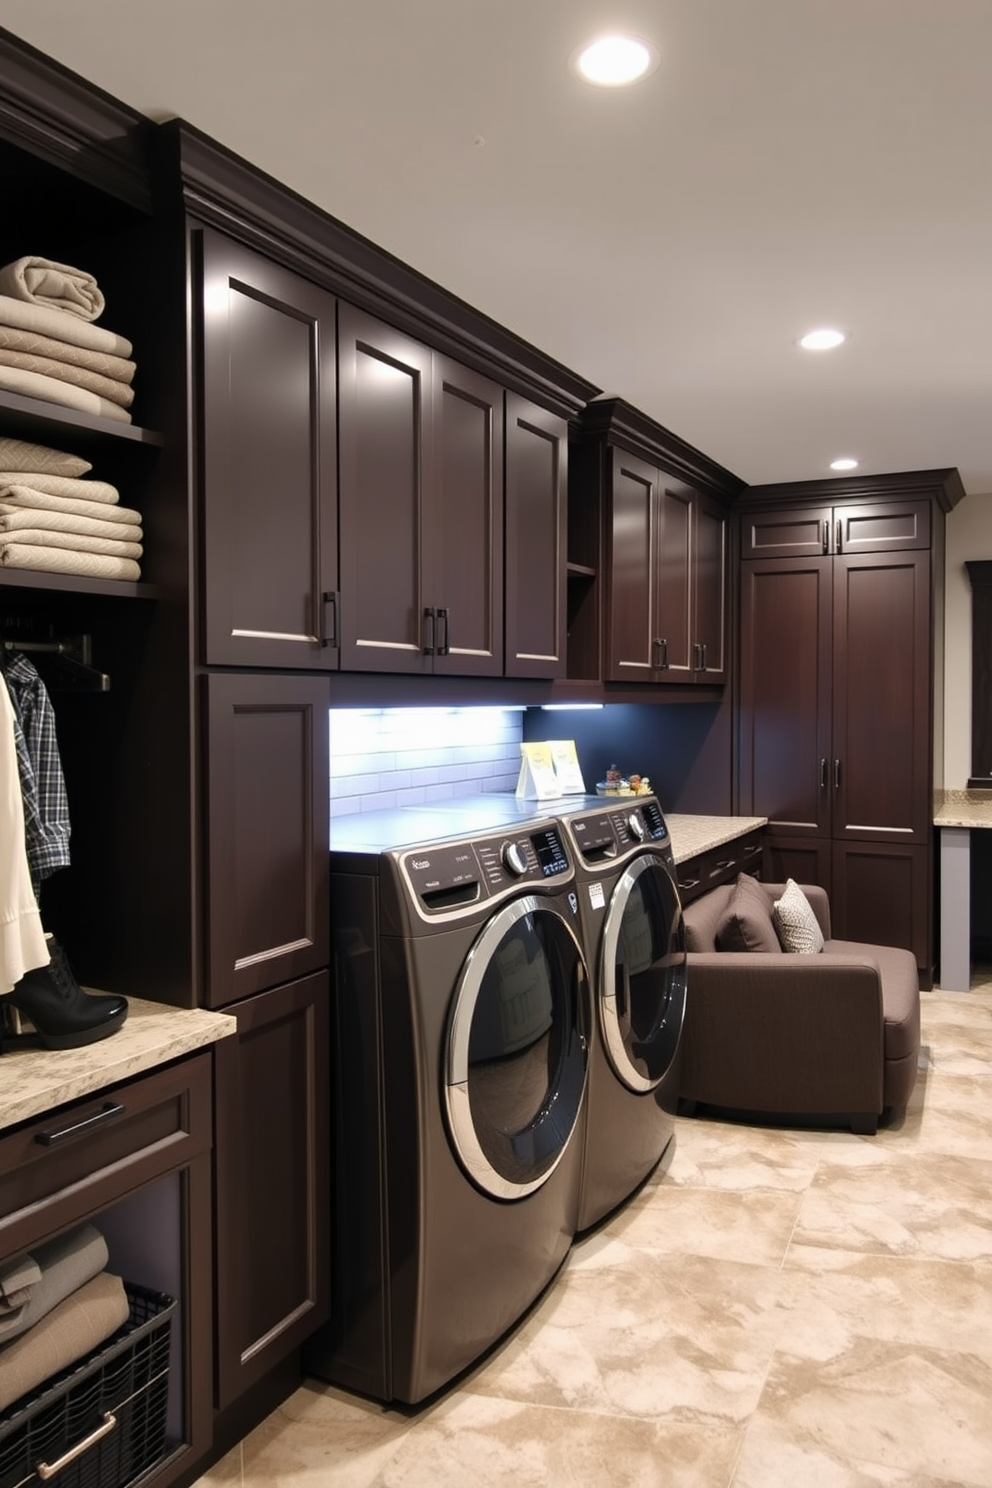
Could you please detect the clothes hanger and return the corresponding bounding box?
[0,634,111,691]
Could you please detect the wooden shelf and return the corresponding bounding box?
[0,388,162,451]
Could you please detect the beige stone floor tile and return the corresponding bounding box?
[792,1150,992,1263]
[666,1117,823,1193]
[462,1249,799,1424]
[191,1447,242,1487]
[577,1180,804,1269]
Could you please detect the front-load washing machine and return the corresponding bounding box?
[558,795,686,1233]
[304,804,590,1404]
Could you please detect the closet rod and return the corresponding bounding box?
[1,635,111,691]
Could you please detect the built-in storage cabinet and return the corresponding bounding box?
[569,397,741,689]
[737,475,961,981]
[504,393,568,679]
[0,1054,215,1488]
[675,827,765,906]
[212,971,330,1410]
[203,672,330,1009]
[337,304,504,676]
[197,228,338,670]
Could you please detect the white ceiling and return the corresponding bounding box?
[2,0,991,495]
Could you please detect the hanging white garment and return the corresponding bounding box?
[0,672,49,992]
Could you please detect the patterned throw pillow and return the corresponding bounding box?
[772,879,825,954]
[715,873,782,953]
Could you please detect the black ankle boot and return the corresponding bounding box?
[1,938,128,1051]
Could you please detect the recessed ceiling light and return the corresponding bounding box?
[799,328,846,351]
[830,458,859,471]
[571,34,659,87]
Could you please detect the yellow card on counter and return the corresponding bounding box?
[515,742,560,800]
[546,740,586,795]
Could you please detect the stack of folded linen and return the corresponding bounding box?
[0,1223,130,1412]
[0,256,135,425]
[0,435,143,581]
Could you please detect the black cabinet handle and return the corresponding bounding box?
[422,607,436,656]
[834,758,842,789]
[320,591,338,648]
[701,642,708,671]
[34,1102,126,1147]
[822,518,830,554]
[821,757,828,789]
[836,519,843,553]
[651,637,669,670]
[436,607,450,656]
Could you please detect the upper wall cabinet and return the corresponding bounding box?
[569,397,743,690]
[197,227,339,669]
[504,393,568,679]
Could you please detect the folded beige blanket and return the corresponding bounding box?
[0,324,135,384]
[0,295,132,358]
[1,486,139,525]
[0,436,91,478]
[0,530,142,559]
[0,1271,129,1412]
[0,1254,42,1309]
[0,348,133,408]
[0,544,141,581]
[0,506,142,543]
[0,471,119,504]
[0,1224,108,1344]
[0,364,131,423]
[0,256,105,322]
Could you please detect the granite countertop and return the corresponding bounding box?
[664,813,768,864]
[0,996,235,1134]
[933,789,992,830]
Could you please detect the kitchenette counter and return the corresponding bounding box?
[0,995,236,1133]
[664,813,768,865]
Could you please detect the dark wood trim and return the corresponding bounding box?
[966,561,992,783]
[152,119,598,420]
[574,396,746,504]
[742,467,965,514]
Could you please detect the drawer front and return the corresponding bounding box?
[675,832,764,905]
[0,1053,212,1255]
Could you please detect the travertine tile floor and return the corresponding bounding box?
[196,971,992,1487]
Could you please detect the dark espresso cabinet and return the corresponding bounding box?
[737,474,961,982]
[504,393,568,678]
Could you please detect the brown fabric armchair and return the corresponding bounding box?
[679,880,920,1134]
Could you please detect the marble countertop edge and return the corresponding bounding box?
[663,814,768,863]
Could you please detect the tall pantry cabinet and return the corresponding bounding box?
[736,472,963,985]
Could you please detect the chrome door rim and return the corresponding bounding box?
[599,856,684,1093]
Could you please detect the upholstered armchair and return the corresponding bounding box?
[678,878,920,1134]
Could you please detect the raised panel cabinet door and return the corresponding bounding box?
[504,394,567,678]
[337,304,433,673]
[738,558,833,836]
[762,835,833,896]
[432,356,504,676]
[198,228,338,668]
[740,505,833,560]
[692,493,728,682]
[831,842,930,977]
[654,483,693,680]
[604,449,658,682]
[204,672,330,1008]
[213,970,331,1409]
[831,553,931,843]
[834,499,931,555]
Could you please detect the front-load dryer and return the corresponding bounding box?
[305,807,590,1404]
[558,796,686,1233]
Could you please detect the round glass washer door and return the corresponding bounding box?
[599,855,686,1093]
[445,895,589,1201]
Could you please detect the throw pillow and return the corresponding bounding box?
[715,873,781,954]
[773,879,825,954]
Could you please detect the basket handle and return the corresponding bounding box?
[36,1411,117,1480]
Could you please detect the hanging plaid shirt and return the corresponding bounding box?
[3,650,71,892]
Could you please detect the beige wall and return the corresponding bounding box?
[944,493,992,787]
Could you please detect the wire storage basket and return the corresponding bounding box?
[0,1283,176,1488]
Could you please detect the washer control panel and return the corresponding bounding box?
[398,820,572,917]
[563,796,669,866]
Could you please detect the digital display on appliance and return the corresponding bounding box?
[572,816,614,854]
[531,827,568,877]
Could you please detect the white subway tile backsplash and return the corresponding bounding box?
[330,706,524,813]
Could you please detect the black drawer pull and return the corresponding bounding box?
[713,858,736,871]
[678,876,700,890]
[34,1102,126,1147]
[743,843,761,856]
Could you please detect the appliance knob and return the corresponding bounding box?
[628,812,645,841]
[502,841,528,877]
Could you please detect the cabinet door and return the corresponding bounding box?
[740,505,832,560]
[604,449,658,682]
[834,499,931,555]
[213,970,330,1408]
[198,228,338,668]
[739,557,833,836]
[504,393,567,678]
[654,482,693,679]
[204,673,330,1008]
[831,553,931,843]
[692,492,727,682]
[432,356,504,676]
[337,304,433,673]
[831,841,930,975]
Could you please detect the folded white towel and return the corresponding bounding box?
[0,294,132,358]
[0,544,141,581]
[0,348,133,408]
[0,506,142,543]
[0,256,105,321]
[0,471,119,504]
[0,485,139,525]
[0,436,91,478]
[0,529,142,559]
[0,324,135,383]
[0,364,131,422]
